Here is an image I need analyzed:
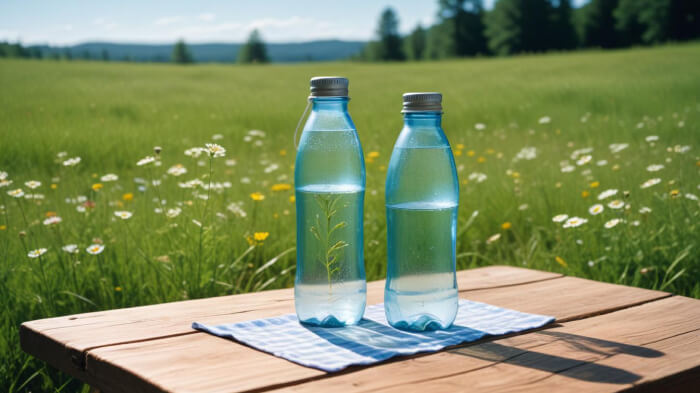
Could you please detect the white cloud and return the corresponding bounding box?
[198,13,216,22]
[154,16,183,26]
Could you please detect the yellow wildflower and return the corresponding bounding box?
[670,189,680,198]
[511,172,520,178]
[50,183,58,190]
[270,183,292,192]
[555,182,562,188]
[115,286,122,292]
[45,211,57,217]
[477,156,486,163]
[581,190,590,198]
[501,222,512,230]
[0,225,6,231]
[250,192,265,201]
[254,232,270,241]
[590,181,600,188]
[454,150,462,157]
[279,149,287,156]
[92,183,103,192]
[467,150,475,157]
[555,256,568,268]
[367,151,380,159]
[122,193,134,201]
[289,195,295,203]
[456,143,465,150]
[486,148,495,155]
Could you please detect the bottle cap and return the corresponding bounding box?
[402,92,442,113]
[309,76,349,97]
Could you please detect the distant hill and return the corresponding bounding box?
[28,40,366,63]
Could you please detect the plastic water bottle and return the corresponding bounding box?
[384,92,459,331]
[294,77,366,326]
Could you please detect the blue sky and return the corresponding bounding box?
[0,0,587,45]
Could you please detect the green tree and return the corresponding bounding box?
[405,24,427,60]
[375,7,405,61]
[436,0,488,57]
[550,0,578,49]
[101,49,110,61]
[485,0,552,55]
[237,29,269,64]
[580,0,621,48]
[172,39,194,64]
[614,0,699,45]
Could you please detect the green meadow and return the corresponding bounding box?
[1,43,699,391]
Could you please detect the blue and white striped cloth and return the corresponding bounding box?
[192,300,553,372]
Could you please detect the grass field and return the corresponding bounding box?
[1,43,699,392]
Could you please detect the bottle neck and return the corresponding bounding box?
[403,112,442,128]
[311,97,349,112]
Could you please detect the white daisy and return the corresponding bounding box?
[645,135,659,142]
[63,157,81,166]
[596,160,608,166]
[28,248,48,258]
[604,218,622,229]
[205,143,226,158]
[685,193,699,201]
[136,156,156,166]
[25,180,41,189]
[486,233,501,244]
[474,123,486,130]
[192,219,202,227]
[100,174,119,182]
[597,189,618,200]
[43,216,62,225]
[212,133,224,140]
[62,244,79,254]
[225,159,237,167]
[0,171,7,180]
[227,202,247,218]
[640,178,661,189]
[630,220,641,226]
[7,188,24,198]
[609,143,629,153]
[247,129,266,137]
[588,204,604,215]
[552,214,568,223]
[184,147,205,158]
[576,155,592,166]
[608,200,624,209]
[167,164,187,176]
[468,172,488,183]
[561,165,575,173]
[563,217,588,228]
[86,244,105,255]
[166,208,182,218]
[538,116,551,124]
[646,164,664,172]
[0,179,12,188]
[114,211,133,220]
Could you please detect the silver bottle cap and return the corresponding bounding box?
[309,76,349,97]
[402,92,442,113]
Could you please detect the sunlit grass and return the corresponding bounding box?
[1,42,699,391]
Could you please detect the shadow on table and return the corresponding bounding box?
[302,318,486,360]
[450,330,663,384]
[303,322,663,384]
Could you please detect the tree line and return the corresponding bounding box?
[359,0,700,61]
[0,29,269,65]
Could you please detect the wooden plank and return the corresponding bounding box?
[20,266,560,375]
[81,275,669,393]
[271,296,699,393]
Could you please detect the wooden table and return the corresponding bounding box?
[20,266,700,392]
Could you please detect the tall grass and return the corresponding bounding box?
[1,43,699,391]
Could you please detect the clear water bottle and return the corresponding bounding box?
[294,77,366,327]
[384,92,459,331]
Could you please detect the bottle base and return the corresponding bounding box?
[299,315,358,328]
[389,315,453,331]
[384,286,458,332]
